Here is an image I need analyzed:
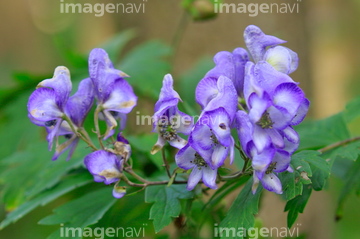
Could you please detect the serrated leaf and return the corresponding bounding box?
[278,171,303,201]
[120,40,172,99]
[293,150,330,191]
[284,185,312,228]
[39,187,117,239]
[219,179,262,239]
[145,184,194,233]
[295,113,350,151]
[0,173,92,229]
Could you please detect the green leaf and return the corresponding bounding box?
[120,40,172,99]
[284,185,312,228]
[39,187,117,238]
[295,113,350,150]
[0,173,92,229]
[203,176,250,211]
[335,156,360,220]
[145,184,194,233]
[219,179,262,239]
[278,171,303,201]
[292,150,330,191]
[343,96,360,123]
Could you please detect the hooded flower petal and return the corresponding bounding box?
[28,88,64,121]
[65,78,95,126]
[88,48,129,103]
[102,79,137,113]
[244,25,286,62]
[84,150,122,185]
[205,48,249,96]
[37,66,72,110]
[264,46,298,74]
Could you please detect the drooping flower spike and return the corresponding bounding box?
[151,74,193,154]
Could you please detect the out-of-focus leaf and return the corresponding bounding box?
[178,56,213,104]
[219,179,262,239]
[120,40,172,99]
[145,184,194,233]
[335,156,360,221]
[343,96,360,123]
[0,173,92,229]
[39,187,117,239]
[0,140,86,210]
[99,29,136,62]
[285,185,312,228]
[295,113,350,151]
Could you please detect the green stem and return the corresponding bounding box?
[94,105,105,149]
[161,148,171,178]
[62,115,97,151]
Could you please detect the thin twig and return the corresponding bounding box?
[318,136,360,153]
[161,148,172,178]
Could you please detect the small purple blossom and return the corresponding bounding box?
[28,67,94,160]
[175,143,217,190]
[151,74,193,154]
[89,48,137,139]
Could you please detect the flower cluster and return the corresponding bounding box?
[28,25,309,198]
[28,48,136,198]
[170,25,308,193]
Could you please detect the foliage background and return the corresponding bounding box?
[1,0,360,238]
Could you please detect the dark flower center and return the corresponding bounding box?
[158,117,178,141]
[64,134,73,139]
[45,119,57,127]
[190,153,208,170]
[265,162,277,174]
[256,112,274,129]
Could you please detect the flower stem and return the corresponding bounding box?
[161,148,172,178]
[94,105,105,149]
[62,115,97,151]
[318,136,360,153]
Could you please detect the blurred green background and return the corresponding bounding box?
[1,0,360,238]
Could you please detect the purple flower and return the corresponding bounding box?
[84,150,125,198]
[151,74,193,154]
[205,48,249,96]
[28,67,94,160]
[190,107,234,169]
[175,143,217,190]
[243,62,308,153]
[244,25,298,75]
[88,48,137,139]
[196,75,238,120]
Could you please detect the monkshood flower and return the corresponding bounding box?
[151,74,193,154]
[243,61,309,153]
[190,76,237,169]
[235,110,290,194]
[84,150,126,198]
[204,48,249,96]
[175,142,217,190]
[88,48,137,139]
[244,25,298,75]
[195,75,238,119]
[190,107,235,169]
[28,67,94,160]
